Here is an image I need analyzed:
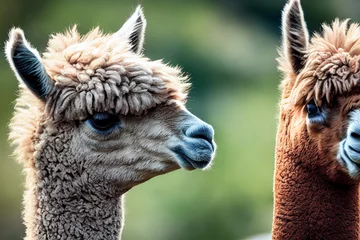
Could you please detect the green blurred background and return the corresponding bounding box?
[0,0,358,239]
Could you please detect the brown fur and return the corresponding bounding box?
[273,0,360,239]
[288,20,360,107]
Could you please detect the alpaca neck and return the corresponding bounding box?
[272,147,359,239]
[24,166,125,240]
[23,126,127,240]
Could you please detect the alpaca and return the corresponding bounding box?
[273,0,360,239]
[5,6,216,240]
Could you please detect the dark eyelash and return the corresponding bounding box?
[85,113,121,134]
[306,101,327,124]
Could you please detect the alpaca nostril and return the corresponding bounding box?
[185,124,214,144]
[350,131,360,139]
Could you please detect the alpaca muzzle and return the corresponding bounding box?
[169,111,216,170]
[338,109,360,177]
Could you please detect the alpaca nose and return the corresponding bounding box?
[350,130,360,140]
[185,123,214,146]
[170,110,216,170]
[348,125,360,148]
[346,122,360,157]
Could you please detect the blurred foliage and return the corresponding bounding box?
[0,0,359,239]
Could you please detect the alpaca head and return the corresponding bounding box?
[6,6,216,193]
[279,0,360,181]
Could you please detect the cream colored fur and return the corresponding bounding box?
[6,6,215,240]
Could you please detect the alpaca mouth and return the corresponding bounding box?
[170,140,214,170]
[338,140,360,177]
[339,140,360,163]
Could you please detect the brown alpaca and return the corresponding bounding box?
[273,0,360,239]
[5,6,216,240]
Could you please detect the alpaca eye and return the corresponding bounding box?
[306,101,320,116]
[87,113,120,132]
[306,100,327,124]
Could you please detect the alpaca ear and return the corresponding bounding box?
[115,5,147,54]
[5,28,53,100]
[282,0,309,74]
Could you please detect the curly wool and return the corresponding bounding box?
[292,51,360,106]
[279,19,360,106]
[42,26,189,119]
